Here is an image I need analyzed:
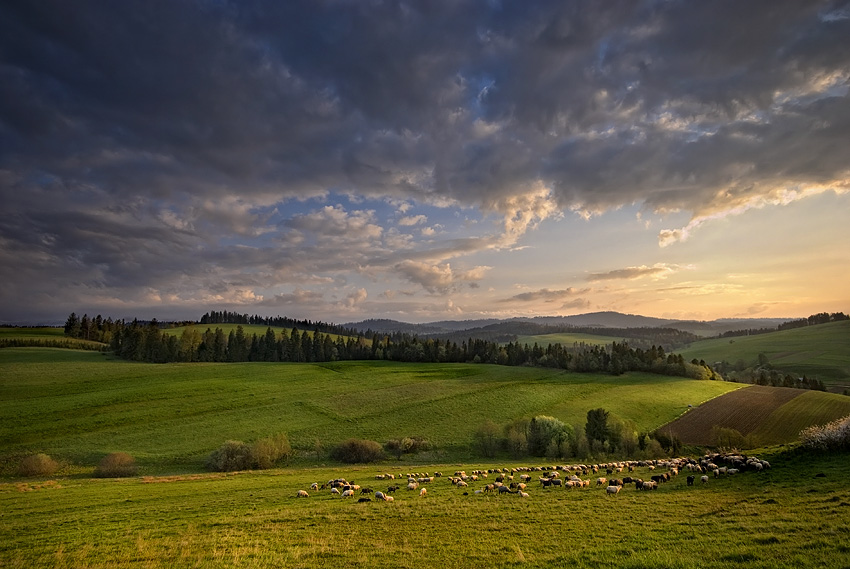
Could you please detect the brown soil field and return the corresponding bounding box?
[664,385,804,445]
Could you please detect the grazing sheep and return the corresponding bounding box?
[419,487,427,497]
[296,490,309,498]
[330,487,340,495]
[385,495,394,502]
[357,497,372,503]
[606,485,621,496]
[701,475,709,484]
[596,477,607,486]
[518,491,530,498]
[375,491,386,501]
[341,489,354,498]
[310,483,319,491]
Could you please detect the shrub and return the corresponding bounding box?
[474,420,501,458]
[94,452,138,478]
[250,433,293,469]
[529,415,570,457]
[385,436,432,460]
[206,440,252,472]
[799,415,850,451]
[18,453,59,477]
[330,438,385,463]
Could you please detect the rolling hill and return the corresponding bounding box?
[1,347,743,473]
[677,320,850,392]
[662,385,850,446]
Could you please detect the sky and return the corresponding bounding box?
[1,0,849,325]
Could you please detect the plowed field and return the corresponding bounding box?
[665,385,804,445]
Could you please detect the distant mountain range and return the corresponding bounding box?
[345,311,792,338]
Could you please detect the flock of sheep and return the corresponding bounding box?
[294,452,771,501]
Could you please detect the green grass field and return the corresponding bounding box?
[751,390,850,445]
[1,449,848,568]
[1,347,744,474]
[677,321,850,391]
[515,331,616,347]
[163,323,358,344]
[0,327,63,339]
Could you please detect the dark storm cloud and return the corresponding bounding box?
[1,0,848,320]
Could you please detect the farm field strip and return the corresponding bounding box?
[664,386,805,445]
[751,391,850,445]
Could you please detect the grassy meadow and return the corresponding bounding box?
[1,449,848,568]
[515,331,616,347]
[0,327,64,339]
[1,347,743,474]
[677,320,850,392]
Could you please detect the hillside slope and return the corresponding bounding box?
[1,348,739,472]
[678,320,850,392]
[664,384,850,446]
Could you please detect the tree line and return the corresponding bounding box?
[475,408,682,461]
[199,310,360,338]
[777,312,849,331]
[62,312,718,379]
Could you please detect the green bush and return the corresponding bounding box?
[206,440,252,472]
[18,453,59,477]
[94,452,138,478]
[250,433,293,469]
[330,438,385,464]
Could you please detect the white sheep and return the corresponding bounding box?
[606,485,621,496]
[419,487,427,497]
[341,489,354,498]
[296,489,309,498]
[701,475,709,484]
[596,477,607,486]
